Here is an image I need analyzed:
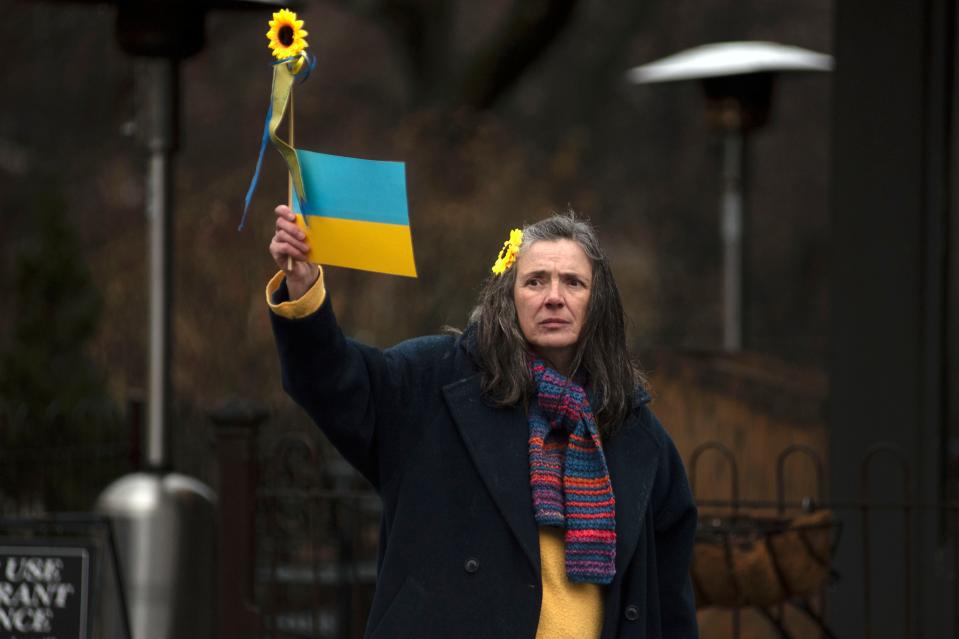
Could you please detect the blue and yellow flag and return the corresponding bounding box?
[291,150,416,277]
[242,10,417,278]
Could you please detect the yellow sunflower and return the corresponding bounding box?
[491,228,523,275]
[266,9,309,60]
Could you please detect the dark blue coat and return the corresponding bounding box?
[271,294,699,639]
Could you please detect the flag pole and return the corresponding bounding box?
[286,89,295,273]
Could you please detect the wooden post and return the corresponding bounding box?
[211,400,266,639]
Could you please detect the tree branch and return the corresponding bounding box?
[456,0,580,109]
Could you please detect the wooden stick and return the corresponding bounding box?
[286,88,295,272]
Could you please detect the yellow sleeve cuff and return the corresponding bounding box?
[265,266,327,319]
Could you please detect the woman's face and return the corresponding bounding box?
[513,239,593,375]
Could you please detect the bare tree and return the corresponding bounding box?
[332,0,582,108]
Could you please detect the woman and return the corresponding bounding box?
[267,204,698,639]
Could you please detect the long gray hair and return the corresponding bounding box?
[466,212,643,437]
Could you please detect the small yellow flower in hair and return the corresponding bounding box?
[491,228,524,275]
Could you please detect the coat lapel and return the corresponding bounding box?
[604,408,661,576]
[443,374,540,573]
[443,369,662,580]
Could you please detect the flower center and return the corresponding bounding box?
[278,25,294,46]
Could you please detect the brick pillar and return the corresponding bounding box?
[211,399,266,639]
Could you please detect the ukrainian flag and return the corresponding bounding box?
[290,149,417,277]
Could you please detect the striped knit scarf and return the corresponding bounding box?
[527,357,616,584]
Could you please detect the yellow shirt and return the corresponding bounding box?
[267,270,604,639]
[535,527,604,639]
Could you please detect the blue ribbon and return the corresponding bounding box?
[238,52,317,231]
[238,101,273,231]
[280,51,316,84]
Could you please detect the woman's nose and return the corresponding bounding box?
[544,281,564,307]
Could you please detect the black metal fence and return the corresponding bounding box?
[0,393,221,516]
[3,396,952,638]
[246,429,950,639]
[688,440,951,639]
[0,397,132,515]
[254,432,380,639]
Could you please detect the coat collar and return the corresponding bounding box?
[442,364,661,579]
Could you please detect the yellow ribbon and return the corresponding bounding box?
[269,55,309,205]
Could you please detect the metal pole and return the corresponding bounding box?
[141,58,177,470]
[721,127,744,351]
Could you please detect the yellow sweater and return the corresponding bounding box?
[266,269,603,639]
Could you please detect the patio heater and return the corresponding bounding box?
[627,42,832,351]
[17,0,287,637]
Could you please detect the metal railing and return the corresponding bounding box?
[687,440,939,639]
[254,433,380,639]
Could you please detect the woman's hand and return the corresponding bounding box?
[269,204,319,300]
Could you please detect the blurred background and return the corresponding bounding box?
[0,0,954,637]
